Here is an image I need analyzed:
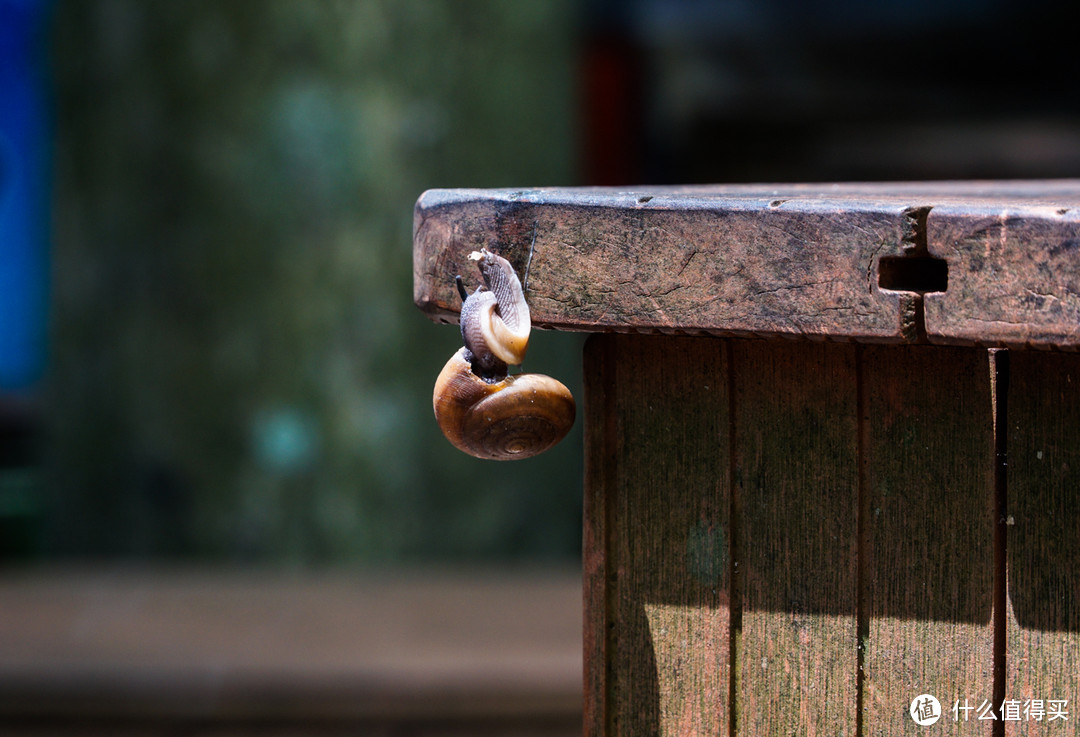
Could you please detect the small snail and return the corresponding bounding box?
[433,248,575,460]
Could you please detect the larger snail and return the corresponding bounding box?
[433,248,575,460]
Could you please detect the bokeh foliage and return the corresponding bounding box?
[47,0,583,564]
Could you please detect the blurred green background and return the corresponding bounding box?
[6,0,1080,569]
[39,0,584,566]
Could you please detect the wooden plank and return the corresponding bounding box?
[414,181,1080,346]
[414,187,918,341]
[1006,351,1080,736]
[586,334,731,736]
[862,345,996,735]
[925,205,1080,348]
[583,334,615,737]
[731,340,859,736]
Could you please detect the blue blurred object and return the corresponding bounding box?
[0,0,51,390]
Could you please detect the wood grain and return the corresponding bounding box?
[1005,352,1080,736]
[731,340,859,736]
[452,183,1080,735]
[925,205,1080,348]
[861,345,996,736]
[583,338,1080,735]
[583,334,615,737]
[584,334,731,736]
[414,182,1080,346]
[415,187,918,341]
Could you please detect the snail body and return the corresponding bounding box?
[433,249,575,460]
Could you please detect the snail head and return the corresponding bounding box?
[457,249,531,381]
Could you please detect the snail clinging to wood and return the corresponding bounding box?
[433,248,575,460]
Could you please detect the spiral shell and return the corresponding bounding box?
[434,348,575,460]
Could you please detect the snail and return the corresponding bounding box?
[433,248,575,460]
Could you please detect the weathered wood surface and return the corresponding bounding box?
[414,181,1080,347]
[582,335,615,737]
[412,183,1080,735]
[732,340,859,736]
[1006,352,1080,736]
[584,335,731,736]
[861,345,996,736]
[582,337,1073,736]
[925,204,1080,347]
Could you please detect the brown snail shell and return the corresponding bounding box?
[434,347,575,461]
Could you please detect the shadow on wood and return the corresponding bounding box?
[584,334,1079,736]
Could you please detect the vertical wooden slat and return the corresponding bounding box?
[584,334,616,737]
[732,340,859,735]
[587,334,731,736]
[862,346,996,735]
[1006,352,1080,736]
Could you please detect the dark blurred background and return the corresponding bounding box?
[7,1,585,566]
[3,0,1079,568]
[1,0,1079,733]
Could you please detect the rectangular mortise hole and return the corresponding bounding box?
[878,256,948,293]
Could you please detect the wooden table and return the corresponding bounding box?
[414,182,1080,736]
